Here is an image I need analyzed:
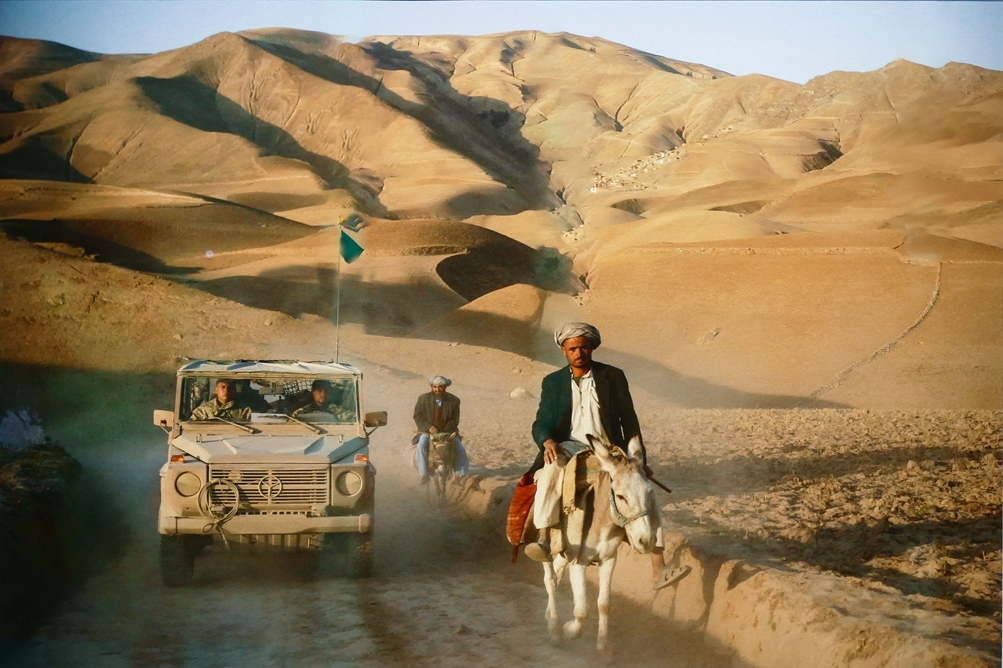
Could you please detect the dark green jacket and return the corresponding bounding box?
[529,361,644,471]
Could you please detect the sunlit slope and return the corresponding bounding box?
[539,231,1001,409]
[0,31,569,217]
[0,30,1000,408]
[1,31,1000,237]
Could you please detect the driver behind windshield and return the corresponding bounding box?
[292,380,353,421]
[191,379,252,421]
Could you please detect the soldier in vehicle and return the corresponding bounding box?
[188,379,209,416]
[412,375,470,484]
[292,380,354,421]
[191,378,252,421]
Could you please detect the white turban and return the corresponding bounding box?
[554,322,601,348]
[428,375,451,387]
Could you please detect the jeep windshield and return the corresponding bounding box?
[180,375,359,425]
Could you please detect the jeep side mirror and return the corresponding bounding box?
[154,409,174,432]
[364,411,387,428]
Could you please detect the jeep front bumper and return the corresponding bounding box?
[160,513,373,535]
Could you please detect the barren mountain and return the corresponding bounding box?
[0,28,1000,405]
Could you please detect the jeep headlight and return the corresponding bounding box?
[175,472,202,497]
[335,471,363,496]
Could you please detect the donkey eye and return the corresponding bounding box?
[616,494,626,502]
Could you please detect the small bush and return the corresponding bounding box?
[0,415,126,638]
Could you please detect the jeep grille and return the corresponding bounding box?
[209,466,330,508]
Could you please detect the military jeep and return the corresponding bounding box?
[153,360,386,586]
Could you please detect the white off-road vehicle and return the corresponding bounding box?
[153,360,386,586]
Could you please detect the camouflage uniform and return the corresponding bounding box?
[292,402,353,422]
[191,398,252,421]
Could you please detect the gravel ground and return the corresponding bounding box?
[634,408,1002,655]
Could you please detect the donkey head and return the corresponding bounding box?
[429,431,458,469]
[587,433,658,553]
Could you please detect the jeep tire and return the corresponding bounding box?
[317,533,347,578]
[160,535,196,587]
[345,531,373,578]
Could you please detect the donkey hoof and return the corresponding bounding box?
[562,620,582,640]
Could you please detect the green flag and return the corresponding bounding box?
[340,229,364,264]
[340,213,364,232]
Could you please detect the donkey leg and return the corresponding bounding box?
[542,560,562,644]
[596,557,617,654]
[562,563,588,640]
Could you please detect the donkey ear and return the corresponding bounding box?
[626,436,644,466]
[587,433,610,458]
[588,434,620,475]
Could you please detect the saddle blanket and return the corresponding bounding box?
[553,451,603,563]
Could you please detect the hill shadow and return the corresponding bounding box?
[435,243,577,301]
[0,219,199,274]
[190,232,580,333]
[194,269,465,335]
[246,37,558,214]
[134,75,387,216]
[0,207,314,274]
[0,135,92,183]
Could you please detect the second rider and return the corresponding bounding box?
[412,375,471,484]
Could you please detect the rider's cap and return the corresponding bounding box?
[428,375,451,387]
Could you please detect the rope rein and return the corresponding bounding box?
[607,480,652,528]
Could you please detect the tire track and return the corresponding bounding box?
[357,580,423,666]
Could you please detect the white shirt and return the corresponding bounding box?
[569,370,606,444]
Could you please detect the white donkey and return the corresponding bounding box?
[541,433,659,653]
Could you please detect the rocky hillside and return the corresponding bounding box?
[1,30,999,237]
[0,30,1000,407]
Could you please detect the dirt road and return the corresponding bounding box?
[4,356,997,666]
[2,434,723,668]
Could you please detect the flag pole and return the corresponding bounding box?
[335,220,342,363]
[333,214,365,364]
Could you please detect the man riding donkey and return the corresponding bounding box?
[522,322,690,590]
[412,375,470,484]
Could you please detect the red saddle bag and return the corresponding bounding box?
[506,472,537,562]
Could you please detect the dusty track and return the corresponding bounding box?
[0,399,724,668]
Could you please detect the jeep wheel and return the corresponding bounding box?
[160,535,195,587]
[317,533,347,578]
[345,532,373,578]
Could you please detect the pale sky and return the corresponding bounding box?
[0,1,1000,84]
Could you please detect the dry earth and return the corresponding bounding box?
[0,27,1001,667]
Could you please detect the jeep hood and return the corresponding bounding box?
[171,434,368,464]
